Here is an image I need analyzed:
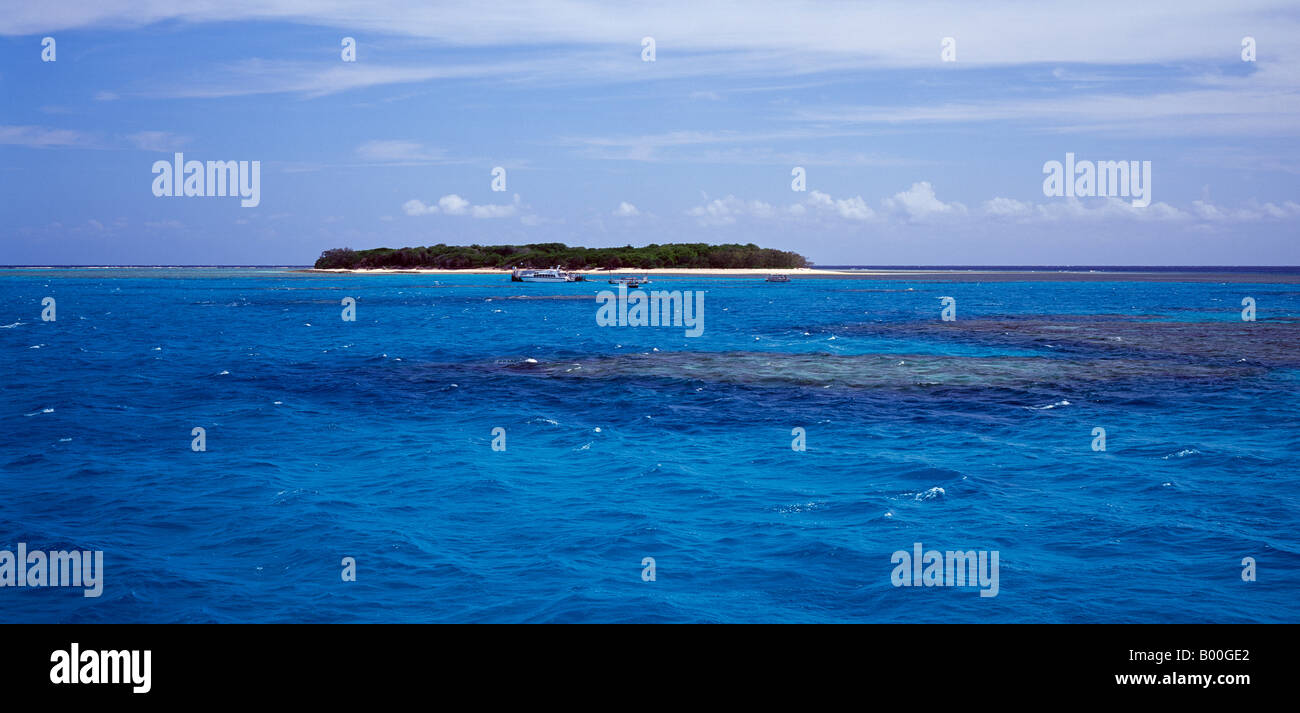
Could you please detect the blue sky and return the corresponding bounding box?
[3,1,1299,265]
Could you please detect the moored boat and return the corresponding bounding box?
[608,276,651,288]
[521,268,570,282]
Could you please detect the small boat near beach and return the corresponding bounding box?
[765,274,791,282]
[608,276,651,288]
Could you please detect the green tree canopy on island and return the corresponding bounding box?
[314,243,810,270]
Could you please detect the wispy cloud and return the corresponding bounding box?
[142,60,469,99]
[355,140,448,164]
[9,1,1300,70]
[564,128,926,165]
[0,125,95,148]
[125,130,189,152]
[794,66,1300,138]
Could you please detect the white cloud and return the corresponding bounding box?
[687,196,775,226]
[470,197,519,218]
[679,186,1289,229]
[613,201,640,217]
[882,182,966,219]
[983,196,1034,217]
[689,190,877,224]
[805,190,875,220]
[402,199,437,216]
[1189,198,1300,221]
[1262,201,1300,218]
[1192,200,1227,221]
[983,196,1188,222]
[438,194,471,215]
[402,193,519,218]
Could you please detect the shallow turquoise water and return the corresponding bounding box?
[2,268,1297,622]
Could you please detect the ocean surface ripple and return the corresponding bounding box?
[2,268,1297,622]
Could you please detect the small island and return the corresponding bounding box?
[314,242,810,270]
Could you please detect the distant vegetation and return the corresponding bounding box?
[314,243,810,270]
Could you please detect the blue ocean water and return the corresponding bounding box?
[2,267,1298,623]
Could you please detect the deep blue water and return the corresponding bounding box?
[2,268,1297,623]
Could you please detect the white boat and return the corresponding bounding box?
[520,268,570,283]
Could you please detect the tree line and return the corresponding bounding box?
[314,243,810,270]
